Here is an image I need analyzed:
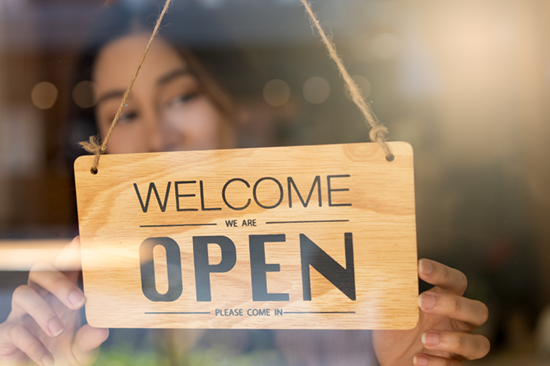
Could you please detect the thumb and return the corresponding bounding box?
[72,325,109,365]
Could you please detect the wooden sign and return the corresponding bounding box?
[74,142,418,330]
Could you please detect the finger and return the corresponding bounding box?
[72,325,109,365]
[8,324,55,366]
[418,259,468,295]
[28,262,86,310]
[0,322,21,359]
[10,285,64,337]
[55,237,82,280]
[421,331,490,360]
[418,292,489,330]
[414,353,464,366]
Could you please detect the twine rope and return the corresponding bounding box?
[80,0,173,174]
[299,0,392,159]
[81,0,392,173]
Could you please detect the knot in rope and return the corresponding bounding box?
[79,136,105,174]
[368,125,388,144]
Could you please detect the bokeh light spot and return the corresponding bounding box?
[73,81,97,108]
[31,82,58,110]
[345,75,372,101]
[263,79,291,107]
[303,77,330,104]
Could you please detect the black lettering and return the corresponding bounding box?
[175,181,197,212]
[249,234,289,301]
[287,176,322,208]
[134,182,172,212]
[327,175,352,207]
[139,237,182,302]
[200,180,221,211]
[225,220,238,227]
[193,236,237,301]
[253,177,283,209]
[300,233,355,301]
[222,178,251,211]
[247,308,271,316]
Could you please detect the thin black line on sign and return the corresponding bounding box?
[140,223,217,228]
[284,311,356,314]
[145,312,211,315]
[265,220,349,225]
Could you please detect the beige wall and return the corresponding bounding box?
[409,0,550,302]
[517,0,550,305]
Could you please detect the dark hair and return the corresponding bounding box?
[65,0,258,161]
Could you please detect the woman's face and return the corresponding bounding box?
[93,34,233,154]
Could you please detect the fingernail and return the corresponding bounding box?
[419,293,436,310]
[69,290,85,308]
[42,354,54,366]
[414,354,429,366]
[421,259,433,275]
[48,317,64,337]
[422,332,440,347]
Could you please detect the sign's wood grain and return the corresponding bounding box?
[74,142,418,330]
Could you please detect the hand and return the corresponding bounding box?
[0,237,109,366]
[372,259,490,366]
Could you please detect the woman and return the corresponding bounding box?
[0,2,489,365]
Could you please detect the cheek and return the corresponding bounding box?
[105,124,148,154]
[95,112,143,154]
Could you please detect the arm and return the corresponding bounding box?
[373,259,490,366]
[0,237,109,366]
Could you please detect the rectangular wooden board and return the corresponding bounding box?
[74,142,418,330]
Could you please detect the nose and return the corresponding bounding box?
[144,111,184,153]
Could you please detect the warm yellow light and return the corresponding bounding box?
[0,240,68,271]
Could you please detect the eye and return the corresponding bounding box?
[168,92,198,107]
[117,111,138,124]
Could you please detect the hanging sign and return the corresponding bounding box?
[74,142,418,330]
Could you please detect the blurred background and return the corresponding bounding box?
[1,0,550,364]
